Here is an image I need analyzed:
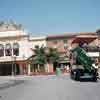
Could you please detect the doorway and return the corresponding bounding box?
[0,63,20,76]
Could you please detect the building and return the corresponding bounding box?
[0,22,47,76]
[28,36,47,75]
[0,21,99,75]
[47,32,99,72]
[46,34,76,72]
[0,30,29,75]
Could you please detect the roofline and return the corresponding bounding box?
[0,30,28,38]
[47,32,97,40]
[29,36,46,41]
[47,34,76,40]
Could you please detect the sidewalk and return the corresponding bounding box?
[0,76,13,84]
[0,73,70,89]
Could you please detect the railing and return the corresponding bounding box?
[0,56,28,62]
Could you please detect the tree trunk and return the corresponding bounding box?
[45,63,49,72]
[37,64,40,72]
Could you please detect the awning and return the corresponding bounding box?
[72,37,96,44]
[59,57,70,63]
[59,60,70,63]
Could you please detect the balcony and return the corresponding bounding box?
[0,56,28,62]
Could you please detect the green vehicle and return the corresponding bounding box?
[70,46,98,81]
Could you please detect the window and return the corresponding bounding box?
[63,40,68,49]
[63,40,67,43]
[5,43,12,56]
[0,44,4,57]
[13,43,19,56]
[34,45,39,48]
[64,44,67,49]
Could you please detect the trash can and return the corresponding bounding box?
[56,68,61,76]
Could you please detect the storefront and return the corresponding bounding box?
[58,57,70,73]
[0,62,20,76]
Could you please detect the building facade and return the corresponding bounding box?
[46,34,76,72]
[47,32,99,73]
[0,21,99,75]
[0,31,49,75]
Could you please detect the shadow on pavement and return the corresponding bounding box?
[0,80,25,90]
[58,75,98,82]
[70,77,98,82]
[79,78,98,82]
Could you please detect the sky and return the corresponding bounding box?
[0,0,100,36]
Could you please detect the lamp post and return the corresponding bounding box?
[14,55,16,76]
[11,56,14,76]
[11,55,16,76]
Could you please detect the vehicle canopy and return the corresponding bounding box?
[71,46,97,72]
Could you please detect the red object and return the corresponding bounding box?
[72,37,96,44]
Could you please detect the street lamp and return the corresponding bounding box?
[14,55,16,76]
[11,56,14,76]
[11,55,16,76]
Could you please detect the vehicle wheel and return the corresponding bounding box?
[74,70,80,81]
[70,71,74,79]
[92,77,97,82]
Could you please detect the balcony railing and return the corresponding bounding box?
[0,56,28,62]
[83,46,100,52]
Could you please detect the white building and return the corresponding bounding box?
[0,29,47,75]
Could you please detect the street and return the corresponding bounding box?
[0,75,100,100]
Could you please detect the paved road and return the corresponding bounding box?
[0,75,100,100]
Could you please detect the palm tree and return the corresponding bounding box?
[45,48,60,72]
[46,48,59,64]
[31,46,60,73]
[31,45,47,72]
